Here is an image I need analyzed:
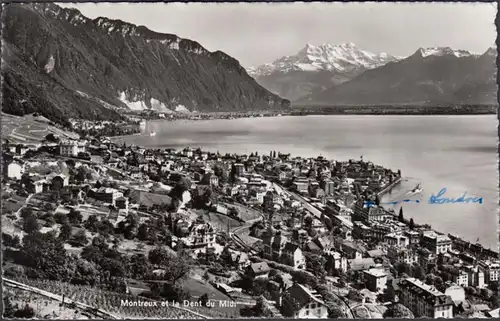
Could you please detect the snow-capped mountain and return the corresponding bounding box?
[413,47,476,58]
[298,46,496,106]
[248,43,400,78]
[247,43,400,101]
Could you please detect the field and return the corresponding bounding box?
[129,190,173,208]
[220,202,262,222]
[5,277,224,319]
[180,276,243,317]
[2,113,78,144]
[4,286,94,319]
[202,212,242,233]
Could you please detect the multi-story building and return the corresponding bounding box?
[324,250,348,272]
[354,201,392,222]
[462,265,485,288]
[404,230,421,245]
[384,233,410,247]
[368,223,396,241]
[263,191,275,214]
[282,243,306,269]
[89,187,124,205]
[281,283,329,318]
[185,222,216,249]
[59,140,86,157]
[479,260,500,284]
[387,247,418,265]
[321,179,335,196]
[263,231,305,270]
[399,277,454,319]
[451,270,469,287]
[417,248,437,269]
[233,163,245,177]
[364,268,387,293]
[421,231,452,254]
[292,182,309,194]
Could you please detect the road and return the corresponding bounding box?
[14,193,34,220]
[274,183,322,218]
[229,208,263,254]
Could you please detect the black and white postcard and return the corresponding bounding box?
[1,2,498,320]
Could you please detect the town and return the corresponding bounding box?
[2,116,499,319]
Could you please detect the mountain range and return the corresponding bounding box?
[297,47,496,106]
[249,45,497,106]
[247,43,401,101]
[2,3,290,126]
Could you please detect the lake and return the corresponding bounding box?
[116,115,498,250]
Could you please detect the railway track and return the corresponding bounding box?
[3,278,118,319]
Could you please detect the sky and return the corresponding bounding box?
[59,2,497,67]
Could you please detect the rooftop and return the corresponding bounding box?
[364,268,387,278]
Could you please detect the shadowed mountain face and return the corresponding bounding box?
[297,47,497,106]
[2,3,290,126]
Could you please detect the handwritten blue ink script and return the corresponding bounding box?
[364,199,420,208]
[428,188,483,205]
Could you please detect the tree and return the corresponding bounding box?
[375,195,380,206]
[68,209,83,225]
[383,303,414,318]
[59,222,73,241]
[161,252,191,285]
[13,304,36,319]
[412,264,426,280]
[219,246,233,266]
[3,296,17,318]
[43,213,56,227]
[490,294,500,309]
[45,133,59,143]
[73,229,89,246]
[23,215,40,234]
[85,215,100,232]
[21,232,72,281]
[228,207,239,218]
[137,223,149,241]
[170,177,191,200]
[409,218,415,230]
[199,294,209,308]
[129,254,152,279]
[148,247,171,266]
[398,207,404,222]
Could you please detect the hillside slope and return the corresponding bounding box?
[2,3,290,125]
[298,47,496,106]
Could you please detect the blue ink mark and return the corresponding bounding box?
[428,188,483,205]
[364,199,420,208]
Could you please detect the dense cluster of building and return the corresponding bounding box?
[2,133,499,319]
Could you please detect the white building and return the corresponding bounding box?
[421,231,452,254]
[59,140,86,157]
[7,162,24,180]
[281,283,329,318]
[399,277,454,319]
[479,260,500,283]
[452,270,469,287]
[363,268,387,293]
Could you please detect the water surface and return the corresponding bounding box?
[117,115,498,250]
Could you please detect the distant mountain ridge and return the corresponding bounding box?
[297,46,496,106]
[2,3,290,125]
[247,43,400,101]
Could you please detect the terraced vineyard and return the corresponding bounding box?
[7,277,226,319]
